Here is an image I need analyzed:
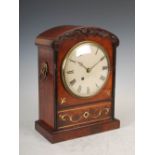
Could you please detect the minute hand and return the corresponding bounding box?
[90,56,105,70]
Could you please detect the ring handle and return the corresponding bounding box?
[40,62,48,79]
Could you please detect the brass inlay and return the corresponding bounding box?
[58,116,111,129]
[106,90,111,97]
[83,112,90,119]
[59,107,110,125]
[59,114,68,121]
[91,109,102,119]
[60,97,66,104]
[104,107,110,115]
[59,114,82,123]
[69,115,82,123]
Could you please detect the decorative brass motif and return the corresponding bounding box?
[91,109,102,119]
[60,97,66,104]
[105,90,111,97]
[69,115,82,123]
[83,112,90,119]
[104,108,110,115]
[59,114,68,121]
[59,107,110,123]
[59,114,82,123]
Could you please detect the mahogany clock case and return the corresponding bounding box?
[35,25,120,143]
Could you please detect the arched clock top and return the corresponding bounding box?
[35,26,119,48]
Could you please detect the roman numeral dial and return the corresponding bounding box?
[62,42,109,97]
[70,79,76,86]
[77,85,82,93]
[102,66,108,70]
[66,70,74,74]
[87,87,90,94]
[100,75,105,81]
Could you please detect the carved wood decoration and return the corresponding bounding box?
[52,27,119,51]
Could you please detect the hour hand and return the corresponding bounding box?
[77,61,87,70]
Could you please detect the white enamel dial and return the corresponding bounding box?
[62,41,109,97]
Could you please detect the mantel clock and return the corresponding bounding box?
[35,25,120,143]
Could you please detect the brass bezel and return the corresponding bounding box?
[61,41,110,98]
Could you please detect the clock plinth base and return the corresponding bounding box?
[35,119,120,143]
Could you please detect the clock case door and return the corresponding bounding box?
[35,25,119,130]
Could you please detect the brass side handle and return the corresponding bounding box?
[40,62,48,79]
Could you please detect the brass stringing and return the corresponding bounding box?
[59,107,110,123]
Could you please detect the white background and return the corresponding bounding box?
[19,0,134,154]
[0,0,155,155]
